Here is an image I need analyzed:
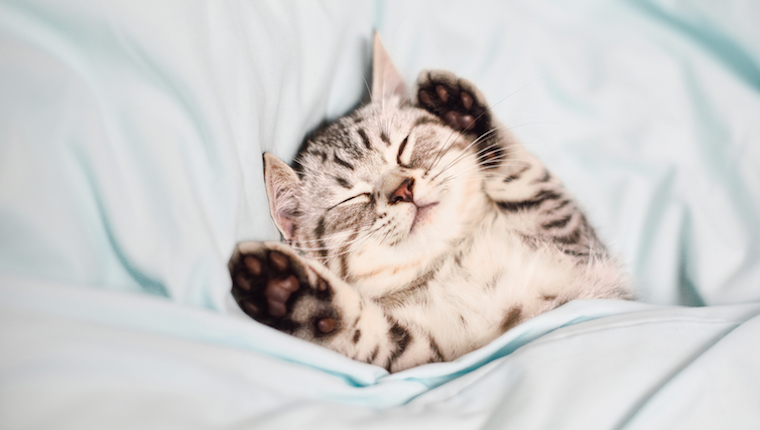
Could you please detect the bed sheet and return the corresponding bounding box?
[2,278,760,429]
[1,0,760,428]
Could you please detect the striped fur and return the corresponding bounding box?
[230,38,632,372]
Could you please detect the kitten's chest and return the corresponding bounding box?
[460,223,575,303]
[392,216,580,345]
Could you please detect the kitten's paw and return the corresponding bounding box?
[229,242,341,339]
[416,70,492,135]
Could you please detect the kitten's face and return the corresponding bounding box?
[296,101,484,274]
[263,37,489,284]
[265,99,487,283]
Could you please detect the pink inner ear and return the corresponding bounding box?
[277,209,295,240]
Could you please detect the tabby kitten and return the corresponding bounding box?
[229,36,632,373]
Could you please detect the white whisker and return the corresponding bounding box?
[434,128,500,173]
[428,128,502,182]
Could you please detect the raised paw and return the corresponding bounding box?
[229,242,340,339]
[416,70,492,136]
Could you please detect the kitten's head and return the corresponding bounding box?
[264,36,489,282]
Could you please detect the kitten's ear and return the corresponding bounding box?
[263,153,300,241]
[372,33,408,104]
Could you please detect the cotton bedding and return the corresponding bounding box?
[1,0,760,429]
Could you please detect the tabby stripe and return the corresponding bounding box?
[500,306,522,332]
[547,199,571,214]
[561,249,589,258]
[314,215,326,238]
[315,216,328,260]
[411,264,439,290]
[358,128,373,150]
[553,227,582,245]
[373,264,439,308]
[335,177,352,189]
[367,345,380,364]
[517,233,538,250]
[542,214,573,229]
[497,190,562,212]
[337,231,358,280]
[310,150,327,163]
[333,154,354,170]
[379,130,390,146]
[385,318,412,371]
[503,165,530,183]
[453,252,463,267]
[429,335,444,362]
[503,175,518,183]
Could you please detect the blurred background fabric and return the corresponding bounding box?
[1,0,759,428]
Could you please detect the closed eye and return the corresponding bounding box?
[329,193,372,210]
[397,134,412,168]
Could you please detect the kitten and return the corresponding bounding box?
[229,35,632,373]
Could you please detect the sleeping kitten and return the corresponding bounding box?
[229,35,632,372]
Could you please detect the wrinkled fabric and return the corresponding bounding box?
[1,0,759,428]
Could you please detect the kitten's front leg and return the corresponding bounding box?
[230,241,339,337]
[230,242,434,372]
[416,71,612,265]
[416,70,557,204]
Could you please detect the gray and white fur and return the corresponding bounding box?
[229,36,632,373]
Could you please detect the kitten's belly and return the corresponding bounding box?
[389,224,618,359]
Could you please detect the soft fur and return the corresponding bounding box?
[229,36,632,372]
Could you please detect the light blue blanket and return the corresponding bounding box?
[1,0,759,428]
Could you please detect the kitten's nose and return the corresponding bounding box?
[389,178,414,204]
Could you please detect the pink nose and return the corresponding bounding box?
[390,178,414,204]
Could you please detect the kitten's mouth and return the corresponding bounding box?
[409,202,439,234]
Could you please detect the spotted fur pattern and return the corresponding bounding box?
[230,37,632,372]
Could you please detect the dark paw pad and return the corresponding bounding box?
[230,245,338,336]
[416,71,491,136]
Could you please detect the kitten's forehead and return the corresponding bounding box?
[298,102,437,177]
